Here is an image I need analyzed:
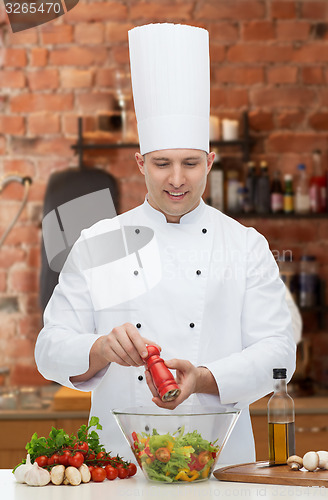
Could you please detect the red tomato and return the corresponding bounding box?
[68,452,84,468]
[127,463,137,477]
[155,447,170,463]
[74,441,89,455]
[105,465,118,480]
[91,467,106,482]
[87,452,95,461]
[88,465,95,474]
[58,450,71,467]
[48,454,61,465]
[117,466,129,479]
[96,451,111,465]
[35,456,48,468]
[198,451,212,466]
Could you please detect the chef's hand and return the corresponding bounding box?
[96,322,161,367]
[145,359,219,410]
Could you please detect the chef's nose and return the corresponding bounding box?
[168,164,185,188]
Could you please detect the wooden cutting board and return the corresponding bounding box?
[52,387,91,411]
[213,462,328,487]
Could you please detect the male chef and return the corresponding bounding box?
[35,23,296,465]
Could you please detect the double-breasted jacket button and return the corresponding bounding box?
[136,323,141,329]
[138,375,143,381]
[134,270,139,276]
[189,322,195,328]
[196,270,201,275]
[202,228,207,234]
[135,228,140,234]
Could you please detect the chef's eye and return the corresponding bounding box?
[155,163,169,167]
[184,162,198,167]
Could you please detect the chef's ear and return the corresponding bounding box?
[135,152,146,175]
[206,151,216,174]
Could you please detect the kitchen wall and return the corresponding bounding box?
[0,0,328,387]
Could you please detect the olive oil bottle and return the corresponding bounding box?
[267,368,295,464]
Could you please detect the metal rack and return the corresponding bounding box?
[71,111,252,168]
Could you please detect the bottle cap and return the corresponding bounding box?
[273,368,287,379]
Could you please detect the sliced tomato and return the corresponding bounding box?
[155,447,170,463]
[198,451,212,466]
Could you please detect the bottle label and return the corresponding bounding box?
[271,193,283,212]
[284,194,294,213]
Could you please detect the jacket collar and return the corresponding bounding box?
[142,195,207,225]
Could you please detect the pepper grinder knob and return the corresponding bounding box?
[144,345,181,402]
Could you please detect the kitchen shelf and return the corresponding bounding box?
[228,212,328,219]
[71,111,252,168]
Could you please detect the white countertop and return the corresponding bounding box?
[1,469,328,499]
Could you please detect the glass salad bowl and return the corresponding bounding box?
[112,406,240,483]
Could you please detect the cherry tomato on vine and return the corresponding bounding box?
[35,455,48,468]
[88,465,95,474]
[68,452,84,468]
[127,463,137,477]
[105,465,118,480]
[91,467,106,482]
[117,466,129,479]
[58,450,71,467]
[74,441,89,455]
[87,451,95,461]
[48,453,61,465]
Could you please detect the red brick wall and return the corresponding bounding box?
[0,0,328,387]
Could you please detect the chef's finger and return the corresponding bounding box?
[124,324,156,361]
[107,327,143,366]
[164,358,187,371]
[142,338,162,353]
[144,370,158,398]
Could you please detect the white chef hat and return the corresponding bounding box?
[128,23,210,155]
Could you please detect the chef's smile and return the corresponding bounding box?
[135,149,215,223]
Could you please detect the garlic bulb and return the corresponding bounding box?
[25,462,51,487]
[14,454,34,483]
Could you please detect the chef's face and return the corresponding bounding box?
[135,149,215,223]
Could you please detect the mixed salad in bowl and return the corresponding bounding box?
[131,426,219,483]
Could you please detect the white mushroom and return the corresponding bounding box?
[287,455,303,470]
[79,464,91,483]
[317,451,328,470]
[303,451,319,471]
[50,465,65,485]
[64,466,81,486]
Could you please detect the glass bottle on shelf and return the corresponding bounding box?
[245,161,257,213]
[310,149,327,213]
[294,164,310,215]
[226,170,240,213]
[299,255,319,308]
[283,174,294,214]
[255,161,271,214]
[209,147,224,211]
[270,170,284,214]
[268,368,295,465]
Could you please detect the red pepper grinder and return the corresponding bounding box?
[144,345,181,402]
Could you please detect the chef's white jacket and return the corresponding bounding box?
[35,199,296,465]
